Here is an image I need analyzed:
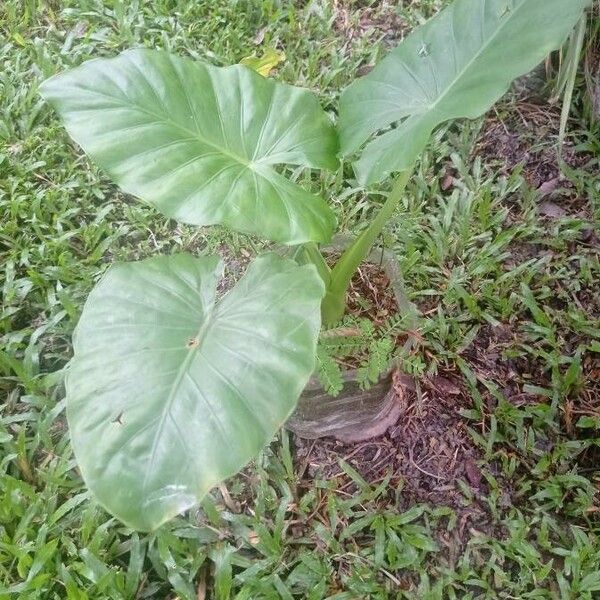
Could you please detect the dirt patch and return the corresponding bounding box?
[293,370,501,560]
[215,244,252,296]
[586,45,600,120]
[345,259,399,327]
[463,323,548,408]
[476,104,572,186]
[464,321,600,474]
[474,103,590,201]
[333,0,407,51]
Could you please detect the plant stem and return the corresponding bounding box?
[293,242,331,286]
[321,169,412,326]
[557,14,587,154]
[304,242,331,285]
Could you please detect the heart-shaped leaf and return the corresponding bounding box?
[40,49,338,244]
[66,253,324,531]
[339,0,591,185]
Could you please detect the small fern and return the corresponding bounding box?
[356,337,394,390]
[315,347,344,396]
[318,316,370,359]
[316,314,404,396]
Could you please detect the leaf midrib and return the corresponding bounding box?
[417,0,524,119]
[78,87,253,167]
[141,305,217,496]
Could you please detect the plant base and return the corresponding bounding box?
[287,239,417,442]
[286,369,404,443]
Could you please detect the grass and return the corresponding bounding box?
[1,0,599,598]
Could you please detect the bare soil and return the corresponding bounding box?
[297,259,501,556]
[333,0,407,50]
[474,103,594,219]
[345,259,399,327]
[293,368,501,561]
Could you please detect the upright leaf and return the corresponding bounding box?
[40,49,338,244]
[339,0,591,185]
[66,253,324,531]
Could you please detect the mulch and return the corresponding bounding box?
[345,259,398,327]
[333,0,407,50]
[293,366,502,561]
[474,102,595,221]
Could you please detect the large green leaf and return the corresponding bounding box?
[339,0,591,185]
[66,253,324,531]
[40,49,338,244]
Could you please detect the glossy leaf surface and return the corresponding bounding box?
[66,253,324,531]
[40,49,338,244]
[339,0,591,185]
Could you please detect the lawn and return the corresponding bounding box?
[1,0,599,598]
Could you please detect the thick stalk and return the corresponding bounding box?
[321,169,412,325]
[293,242,331,286]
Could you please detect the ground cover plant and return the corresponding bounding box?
[1,0,599,598]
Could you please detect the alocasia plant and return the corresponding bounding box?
[41,0,590,530]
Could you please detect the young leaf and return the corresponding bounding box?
[40,49,338,244]
[339,0,591,185]
[240,48,286,77]
[66,253,325,531]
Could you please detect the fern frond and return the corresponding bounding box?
[315,346,344,397]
